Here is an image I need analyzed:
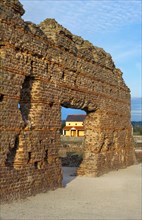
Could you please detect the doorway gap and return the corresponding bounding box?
[60,107,86,182]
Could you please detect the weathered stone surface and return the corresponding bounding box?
[0,0,135,202]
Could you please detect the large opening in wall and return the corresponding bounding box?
[60,106,86,185]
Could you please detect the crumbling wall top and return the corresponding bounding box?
[0,0,25,16]
[39,18,115,70]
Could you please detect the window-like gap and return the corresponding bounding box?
[61,71,65,80]
[18,102,20,109]
[34,161,41,169]
[19,76,35,125]
[0,94,4,102]
[49,102,54,108]
[28,152,31,163]
[44,150,48,163]
[34,161,38,169]
[51,138,54,144]
[5,135,19,168]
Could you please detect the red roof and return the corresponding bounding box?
[63,126,85,131]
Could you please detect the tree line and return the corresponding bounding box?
[132,121,142,135]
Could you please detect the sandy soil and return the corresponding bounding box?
[1,164,141,220]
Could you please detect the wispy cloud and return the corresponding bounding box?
[21,0,141,35]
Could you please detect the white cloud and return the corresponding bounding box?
[21,0,141,35]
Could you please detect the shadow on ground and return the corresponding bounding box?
[62,167,77,187]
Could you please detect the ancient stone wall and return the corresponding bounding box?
[0,0,135,202]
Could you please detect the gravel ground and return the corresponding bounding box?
[0,164,141,220]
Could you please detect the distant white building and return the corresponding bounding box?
[63,114,86,137]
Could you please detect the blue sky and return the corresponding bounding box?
[20,0,142,120]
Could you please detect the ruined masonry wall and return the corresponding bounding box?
[0,0,135,203]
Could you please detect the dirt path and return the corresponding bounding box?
[1,164,141,220]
